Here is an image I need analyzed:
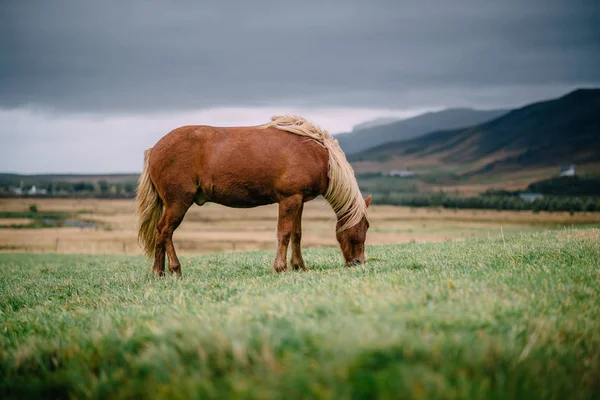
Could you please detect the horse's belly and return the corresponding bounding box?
[196,183,277,208]
[210,196,274,208]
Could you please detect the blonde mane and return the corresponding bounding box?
[260,115,368,232]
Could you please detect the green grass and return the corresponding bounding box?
[0,211,69,220]
[1,230,599,399]
[0,210,71,229]
[357,175,420,194]
[0,210,100,229]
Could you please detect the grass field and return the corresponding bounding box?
[1,229,599,399]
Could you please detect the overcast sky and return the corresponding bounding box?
[1,0,599,173]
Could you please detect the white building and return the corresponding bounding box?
[560,165,575,177]
[388,169,415,177]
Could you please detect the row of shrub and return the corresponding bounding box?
[0,180,138,198]
[527,176,600,196]
[375,193,600,213]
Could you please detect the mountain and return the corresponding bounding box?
[336,108,508,154]
[351,117,401,132]
[350,88,600,175]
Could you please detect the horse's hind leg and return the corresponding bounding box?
[290,202,307,271]
[154,191,194,277]
[153,226,167,276]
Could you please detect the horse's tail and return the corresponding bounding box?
[136,148,163,258]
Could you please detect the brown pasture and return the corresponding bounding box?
[1,198,599,255]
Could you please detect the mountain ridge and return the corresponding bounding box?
[335,107,508,154]
[350,88,600,175]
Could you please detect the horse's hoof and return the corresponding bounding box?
[292,264,309,271]
[169,267,182,278]
[273,263,288,273]
[345,260,363,267]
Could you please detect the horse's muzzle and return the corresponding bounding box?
[346,258,365,267]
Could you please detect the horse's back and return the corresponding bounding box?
[148,125,329,207]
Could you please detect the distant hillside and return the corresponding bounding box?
[351,117,401,132]
[351,88,600,175]
[336,108,508,154]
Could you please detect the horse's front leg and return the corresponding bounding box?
[290,202,308,271]
[273,195,303,272]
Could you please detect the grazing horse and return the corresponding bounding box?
[136,115,371,276]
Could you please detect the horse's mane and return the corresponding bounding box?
[260,115,367,232]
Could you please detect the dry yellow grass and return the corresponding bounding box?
[0,218,34,227]
[0,198,598,255]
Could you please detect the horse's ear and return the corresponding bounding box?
[364,194,372,208]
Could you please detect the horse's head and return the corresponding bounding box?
[336,195,372,266]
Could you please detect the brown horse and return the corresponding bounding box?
[136,115,371,276]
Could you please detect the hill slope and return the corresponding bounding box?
[351,117,401,132]
[336,108,508,154]
[352,88,600,174]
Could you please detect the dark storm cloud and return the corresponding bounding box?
[1,0,599,112]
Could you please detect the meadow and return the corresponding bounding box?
[1,229,599,399]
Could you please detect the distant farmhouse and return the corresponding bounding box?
[27,185,47,195]
[519,193,543,202]
[8,184,47,196]
[387,169,415,177]
[560,164,575,177]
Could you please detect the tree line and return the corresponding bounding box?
[376,192,600,213]
[1,180,137,198]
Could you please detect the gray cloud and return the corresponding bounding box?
[1,0,599,113]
